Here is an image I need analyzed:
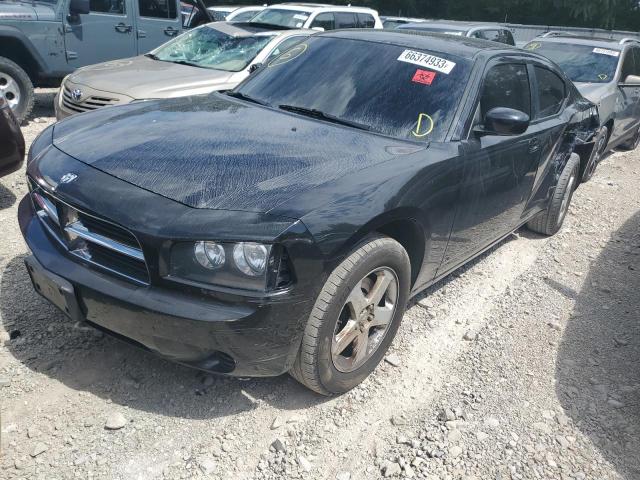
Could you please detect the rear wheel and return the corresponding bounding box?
[581,126,607,183]
[618,125,640,151]
[0,56,34,124]
[290,235,410,395]
[527,153,580,236]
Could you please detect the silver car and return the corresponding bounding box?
[524,35,640,181]
[55,22,310,120]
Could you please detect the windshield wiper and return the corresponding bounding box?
[278,104,370,131]
[226,91,269,106]
[171,60,202,68]
[144,53,160,60]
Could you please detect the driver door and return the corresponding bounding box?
[135,0,183,53]
[439,61,541,273]
[613,46,640,143]
[64,0,137,68]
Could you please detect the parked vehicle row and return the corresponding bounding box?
[5,2,639,396]
[18,26,603,394]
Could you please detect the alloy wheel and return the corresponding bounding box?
[0,71,21,111]
[331,267,399,373]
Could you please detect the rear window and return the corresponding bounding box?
[524,41,620,83]
[235,37,472,142]
[357,13,375,28]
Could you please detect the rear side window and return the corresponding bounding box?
[534,66,566,117]
[335,12,357,28]
[480,64,531,118]
[90,0,125,14]
[310,12,335,30]
[357,13,375,28]
[474,29,514,45]
[139,0,176,18]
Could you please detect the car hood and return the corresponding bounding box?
[52,94,406,213]
[69,56,240,99]
[0,1,38,20]
[574,82,612,105]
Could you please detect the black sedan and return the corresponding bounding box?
[0,94,25,177]
[19,31,598,395]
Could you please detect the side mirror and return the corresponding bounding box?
[249,63,263,73]
[476,107,530,136]
[620,74,640,86]
[69,0,90,16]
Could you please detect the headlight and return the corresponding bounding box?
[233,242,268,276]
[169,241,289,292]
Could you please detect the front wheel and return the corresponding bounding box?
[581,126,608,183]
[527,153,580,236]
[290,235,411,395]
[618,125,640,151]
[0,56,34,124]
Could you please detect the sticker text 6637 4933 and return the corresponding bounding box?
[397,49,456,74]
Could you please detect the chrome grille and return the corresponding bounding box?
[29,180,149,285]
[61,85,120,114]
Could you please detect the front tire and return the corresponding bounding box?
[290,235,411,395]
[0,56,34,124]
[581,126,607,183]
[618,125,640,151]
[527,153,580,236]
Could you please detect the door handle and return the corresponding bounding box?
[164,26,179,36]
[114,23,133,33]
[528,138,540,153]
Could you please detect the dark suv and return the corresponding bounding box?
[525,35,640,181]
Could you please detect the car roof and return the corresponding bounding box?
[263,3,378,13]
[400,21,507,32]
[381,16,426,22]
[531,35,637,50]
[206,21,310,36]
[318,29,515,59]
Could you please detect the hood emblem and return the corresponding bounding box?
[71,89,83,102]
[60,173,78,184]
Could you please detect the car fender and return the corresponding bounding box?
[0,25,48,75]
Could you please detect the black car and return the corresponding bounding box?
[19,31,598,395]
[0,94,25,177]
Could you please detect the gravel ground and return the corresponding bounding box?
[1,89,639,480]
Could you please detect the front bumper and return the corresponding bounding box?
[18,196,314,377]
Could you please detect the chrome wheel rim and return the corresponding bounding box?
[331,267,399,373]
[0,72,20,110]
[558,173,576,227]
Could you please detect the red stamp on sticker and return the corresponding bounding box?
[412,69,436,85]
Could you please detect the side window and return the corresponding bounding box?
[266,36,307,62]
[310,12,335,30]
[479,64,531,120]
[534,66,566,118]
[633,48,640,79]
[89,0,125,15]
[139,0,177,19]
[230,10,258,22]
[503,30,515,46]
[620,48,637,81]
[334,12,357,28]
[357,13,375,28]
[474,30,501,42]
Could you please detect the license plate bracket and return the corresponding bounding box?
[25,256,83,322]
